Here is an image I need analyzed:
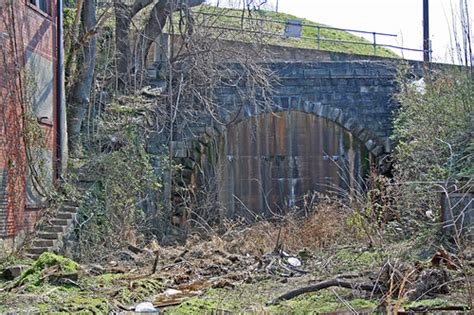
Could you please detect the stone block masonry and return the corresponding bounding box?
[166,60,414,218]
[194,60,422,157]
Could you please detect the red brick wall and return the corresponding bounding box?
[0,0,57,238]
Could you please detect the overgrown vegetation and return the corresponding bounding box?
[393,66,473,182]
[73,96,165,261]
[390,63,473,309]
[14,252,79,289]
[1,0,472,313]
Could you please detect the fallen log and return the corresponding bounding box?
[399,305,470,314]
[267,278,385,305]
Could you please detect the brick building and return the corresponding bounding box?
[0,0,66,252]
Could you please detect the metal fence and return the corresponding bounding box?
[194,11,428,57]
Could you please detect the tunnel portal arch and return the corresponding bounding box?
[189,106,386,220]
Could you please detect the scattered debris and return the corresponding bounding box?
[287,257,302,267]
[267,278,385,305]
[0,222,470,313]
[134,302,159,313]
[11,252,79,290]
[431,247,460,270]
[406,268,451,300]
[140,85,166,97]
[2,265,29,281]
[164,288,182,296]
[154,281,208,308]
[85,264,106,275]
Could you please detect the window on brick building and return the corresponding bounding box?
[29,0,49,14]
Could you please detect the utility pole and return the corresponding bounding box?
[423,0,431,63]
[276,0,279,12]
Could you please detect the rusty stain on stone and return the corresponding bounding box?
[220,111,370,220]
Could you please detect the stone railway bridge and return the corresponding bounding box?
[155,56,426,220]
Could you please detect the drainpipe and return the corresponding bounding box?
[423,0,431,63]
[56,0,66,179]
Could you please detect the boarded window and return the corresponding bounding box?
[29,0,49,14]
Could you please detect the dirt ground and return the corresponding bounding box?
[1,217,472,314]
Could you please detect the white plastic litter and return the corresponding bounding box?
[287,257,302,267]
[164,288,182,296]
[135,302,158,313]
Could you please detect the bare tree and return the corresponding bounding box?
[67,0,97,155]
[114,0,154,91]
[71,1,280,249]
[154,4,278,233]
[113,0,205,92]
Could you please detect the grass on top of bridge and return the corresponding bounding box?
[192,4,400,58]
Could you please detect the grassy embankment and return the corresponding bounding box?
[192,5,399,58]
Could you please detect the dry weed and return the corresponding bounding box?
[182,198,355,257]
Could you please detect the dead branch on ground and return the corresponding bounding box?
[267,278,386,305]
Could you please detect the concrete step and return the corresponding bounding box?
[37,232,60,240]
[28,247,50,255]
[64,200,80,207]
[33,239,55,248]
[56,212,74,220]
[61,205,78,213]
[42,225,65,233]
[50,219,69,226]
[28,199,78,258]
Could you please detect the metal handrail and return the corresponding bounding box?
[196,11,397,37]
[193,10,427,56]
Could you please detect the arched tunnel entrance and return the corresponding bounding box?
[218,111,371,220]
[175,110,373,225]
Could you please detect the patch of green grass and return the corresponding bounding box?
[0,292,7,310]
[333,248,384,273]
[116,278,163,305]
[31,294,111,314]
[95,273,126,286]
[192,5,399,58]
[59,295,111,314]
[0,255,34,271]
[270,290,377,314]
[165,280,379,314]
[0,255,34,285]
[404,298,450,309]
[169,296,233,315]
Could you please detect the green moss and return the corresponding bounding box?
[270,290,377,314]
[333,248,383,273]
[0,255,34,271]
[96,273,125,285]
[404,298,450,309]
[166,282,378,314]
[0,292,7,308]
[117,278,163,305]
[15,252,79,289]
[21,295,110,314]
[35,303,53,313]
[169,297,233,314]
[59,295,111,314]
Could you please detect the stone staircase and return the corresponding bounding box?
[26,202,79,259]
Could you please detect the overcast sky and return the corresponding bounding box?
[207,0,473,63]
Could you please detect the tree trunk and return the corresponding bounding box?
[114,2,132,91]
[134,0,205,80]
[64,0,84,87]
[67,0,97,156]
[135,1,169,77]
[113,0,204,92]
